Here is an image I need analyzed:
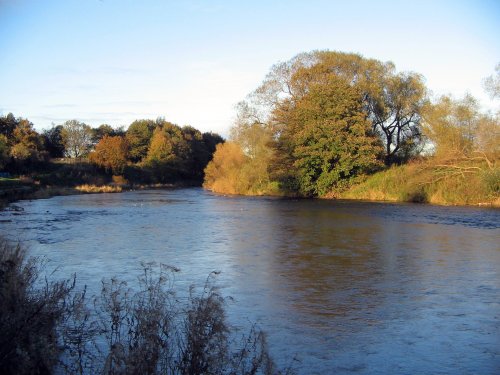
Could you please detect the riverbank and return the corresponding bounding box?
[3,160,499,210]
[338,160,500,207]
[203,159,499,208]
[0,181,186,210]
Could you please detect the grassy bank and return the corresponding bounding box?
[339,159,500,206]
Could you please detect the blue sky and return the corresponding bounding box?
[0,0,498,136]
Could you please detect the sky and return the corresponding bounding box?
[0,0,499,136]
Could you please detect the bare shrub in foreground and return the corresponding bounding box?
[0,238,294,374]
[0,239,73,374]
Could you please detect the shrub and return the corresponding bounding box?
[0,238,293,375]
[0,238,74,374]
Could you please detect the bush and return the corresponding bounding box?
[0,238,293,375]
[0,238,74,374]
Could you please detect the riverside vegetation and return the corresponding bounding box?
[203,51,499,206]
[1,50,499,206]
[0,116,224,206]
[0,237,294,375]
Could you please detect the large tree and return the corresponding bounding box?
[126,119,158,162]
[272,75,383,196]
[89,135,129,174]
[423,94,499,164]
[10,118,44,162]
[61,120,93,158]
[43,125,65,158]
[145,123,189,182]
[250,50,427,165]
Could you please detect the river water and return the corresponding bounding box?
[1,188,499,374]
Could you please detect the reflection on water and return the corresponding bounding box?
[1,189,499,374]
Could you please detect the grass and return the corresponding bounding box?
[0,177,23,187]
[75,184,123,193]
[340,159,500,206]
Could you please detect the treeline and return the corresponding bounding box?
[203,51,499,198]
[0,115,223,185]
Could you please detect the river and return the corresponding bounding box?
[1,188,499,374]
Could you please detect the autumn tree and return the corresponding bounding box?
[423,94,499,164]
[89,135,129,174]
[145,123,189,182]
[203,142,248,194]
[61,120,93,158]
[10,118,45,162]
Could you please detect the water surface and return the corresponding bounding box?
[1,188,499,374]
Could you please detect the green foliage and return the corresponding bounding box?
[252,50,426,166]
[205,52,390,197]
[143,122,223,184]
[126,119,158,162]
[0,113,17,139]
[273,75,383,196]
[422,94,481,159]
[0,135,9,169]
[91,124,124,144]
[0,112,222,188]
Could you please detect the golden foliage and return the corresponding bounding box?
[75,184,122,193]
[203,142,247,194]
[89,135,129,174]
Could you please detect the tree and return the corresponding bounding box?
[181,126,209,182]
[203,142,249,194]
[202,132,224,156]
[0,113,17,139]
[145,123,189,182]
[92,124,114,144]
[422,94,479,159]
[423,94,499,163]
[0,135,9,169]
[10,118,44,162]
[272,75,383,196]
[367,72,427,164]
[43,125,65,158]
[126,119,158,162]
[89,135,129,174]
[61,120,93,158]
[249,50,427,165]
[483,62,500,99]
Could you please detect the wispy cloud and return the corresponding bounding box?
[43,104,78,109]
